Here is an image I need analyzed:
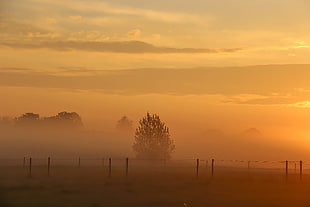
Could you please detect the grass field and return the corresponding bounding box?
[1,163,310,207]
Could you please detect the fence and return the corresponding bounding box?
[0,157,308,182]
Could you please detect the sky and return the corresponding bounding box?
[2,0,310,69]
[1,0,310,159]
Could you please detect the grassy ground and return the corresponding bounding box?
[0,165,310,207]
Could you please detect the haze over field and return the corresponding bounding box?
[1,0,310,161]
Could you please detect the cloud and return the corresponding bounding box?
[69,15,83,21]
[0,20,48,35]
[223,94,268,103]
[32,0,205,24]
[280,45,310,50]
[0,67,31,72]
[0,19,62,42]
[47,18,57,24]
[292,101,310,108]
[127,29,141,38]
[66,31,110,42]
[0,40,243,54]
[0,65,310,100]
[1,20,189,50]
[27,32,62,39]
[222,93,299,106]
[151,34,161,40]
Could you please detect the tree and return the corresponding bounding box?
[42,111,83,129]
[54,111,83,128]
[116,116,133,132]
[133,113,175,160]
[18,113,40,120]
[15,113,40,126]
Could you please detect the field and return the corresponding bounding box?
[1,159,310,207]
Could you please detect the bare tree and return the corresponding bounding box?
[133,112,175,160]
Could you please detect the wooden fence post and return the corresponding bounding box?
[285,160,288,183]
[29,157,32,177]
[126,157,129,176]
[300,160,303,181]
[47,157,51,177]
[247,160,251,178]
[109,158,112,177]
[211,159,214,177]
[196,159,199,177]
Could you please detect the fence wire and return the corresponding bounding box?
[0,157,306,171]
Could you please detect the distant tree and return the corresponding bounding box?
[13,111,83,129]
[40,111,83,129]
[15,113,40,126]
[116,116,133,132]
[133,113,175,160]
[242,128,262,137]
[54,111,83,128]
[19,113,40,120]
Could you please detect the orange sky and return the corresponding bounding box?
[1,0,310,159]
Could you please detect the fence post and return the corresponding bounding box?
[29,157,32,177]
[78,157,81,167]
[211,159,214,177]
[47,157,51,177]
[196,159,199,177]
[126,157,129,176]
[23,157,26,168]
[285,160,288,183]
[300,160,303,181]
[109,158,112,177]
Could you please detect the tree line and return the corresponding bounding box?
[1,112,175,160]
[0,111,83,128]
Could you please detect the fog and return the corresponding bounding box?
[2,65,310,161]
[0,114,308,161]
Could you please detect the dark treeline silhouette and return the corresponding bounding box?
[0,111,83,129]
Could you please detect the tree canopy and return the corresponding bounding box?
[13,111,83,129]
[133,112,175,160]
[116,116,133,132]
